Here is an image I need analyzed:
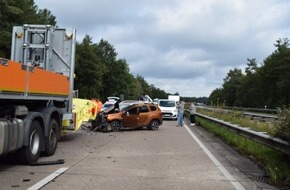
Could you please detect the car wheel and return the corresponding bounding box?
[110,121,121,131]
[149,120,159,131]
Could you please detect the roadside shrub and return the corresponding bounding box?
[274,106,290,142]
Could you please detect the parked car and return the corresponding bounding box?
[93,102,163,132]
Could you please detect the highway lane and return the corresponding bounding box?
[0,120,277,190]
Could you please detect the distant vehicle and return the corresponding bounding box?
[158,99,178,120]
[168,95,180,102]
[107,96,120,102]
[138,95,153,102]
[144,95,153,102]
[102,100,116,111]
[93,102,163,132]
[102,96,121,111]
[153,98,159,104]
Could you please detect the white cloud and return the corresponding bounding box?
[35,0,290,97]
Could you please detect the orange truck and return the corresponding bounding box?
[0,25,97,164]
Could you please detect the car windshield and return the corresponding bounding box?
[159,100,175,107]
[119,100,140,111]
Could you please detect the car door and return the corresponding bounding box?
[137,105,150,128]
[122,106,139,128]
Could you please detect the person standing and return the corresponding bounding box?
[176,101,184,127]
[189,102,196,125]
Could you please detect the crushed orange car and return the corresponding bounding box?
[92,101,163,132]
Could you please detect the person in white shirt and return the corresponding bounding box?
[189,102,196,125]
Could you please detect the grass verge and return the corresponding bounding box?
[197,108,276,135]
[194,115,290,188]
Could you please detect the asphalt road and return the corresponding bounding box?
[0,119,278,190]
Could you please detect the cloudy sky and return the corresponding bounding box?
[35,0,290,97]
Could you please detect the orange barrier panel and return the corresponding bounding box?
[29,66,70,96]
[0,58,70,96]
[0,59,26,92]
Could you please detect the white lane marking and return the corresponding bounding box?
[27,167,68,190]
[184,124,245,190]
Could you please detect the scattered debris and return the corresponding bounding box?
[23,179,30,182]
[11,185,20,188]
[30,159,65,166]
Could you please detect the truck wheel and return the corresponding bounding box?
[43,119,59,156]
[16,120,43,164]
[110,121,121,131]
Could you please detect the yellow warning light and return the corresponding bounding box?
[17,33,23,38]
[65,28,74,39]
[66,33,73,39]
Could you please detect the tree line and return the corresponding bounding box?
[0,0,56,58]
[207,38,290,109]
[0,0,169,101]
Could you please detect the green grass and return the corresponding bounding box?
[197,108,276,135]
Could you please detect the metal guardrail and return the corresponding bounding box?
[243,112,278,121]
[197,106,278,122]
[186,110,290,156]
[224,106,278,114]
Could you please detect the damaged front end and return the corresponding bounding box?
[92,103,120,132]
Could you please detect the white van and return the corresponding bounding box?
[158,99,178,120]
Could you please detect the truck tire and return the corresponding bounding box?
[43,119,59,156]
[16,120,43,164]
